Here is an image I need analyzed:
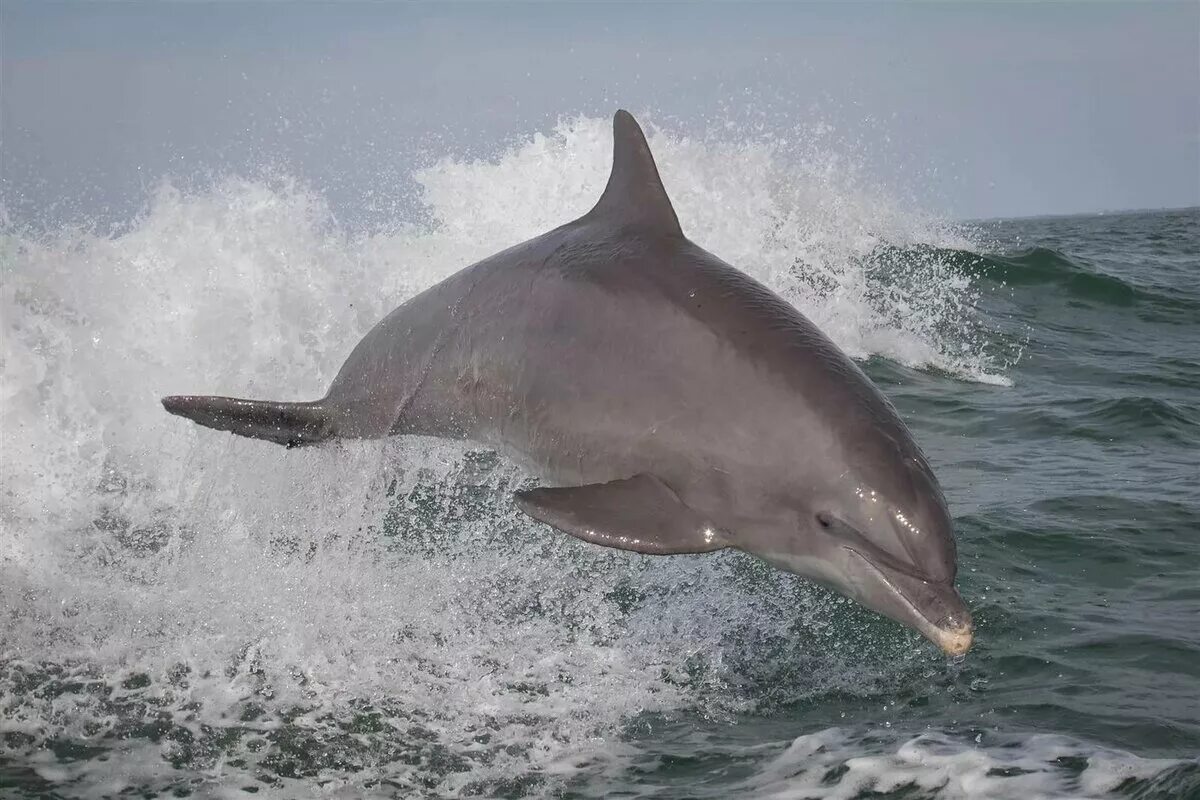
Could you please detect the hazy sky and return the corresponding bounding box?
[2,1,1197,227]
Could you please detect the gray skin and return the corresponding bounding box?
[164,110,973,656]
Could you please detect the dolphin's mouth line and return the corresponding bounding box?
[846,546,973,656]
[828,517,937,584]
[843,545,947,632]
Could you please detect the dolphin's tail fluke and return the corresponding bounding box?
[161,395,335,448]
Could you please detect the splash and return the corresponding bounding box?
[2,115,1014,796]
[417,116,1007,383]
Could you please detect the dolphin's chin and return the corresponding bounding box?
[843,547,974,657]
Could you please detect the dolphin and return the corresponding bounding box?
[163,110,973,655]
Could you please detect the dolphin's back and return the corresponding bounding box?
[425,222,927,506]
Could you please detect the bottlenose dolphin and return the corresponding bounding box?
[164,111,973,655]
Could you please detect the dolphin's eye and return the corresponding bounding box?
[815,511,834,529]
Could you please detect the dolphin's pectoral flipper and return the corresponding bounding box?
[513,474,727,555]
[162,395,334,448]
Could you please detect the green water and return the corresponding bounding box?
[1,198,1197,798]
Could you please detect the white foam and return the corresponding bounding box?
[0,115,1031,795]
[745,727,1188,800]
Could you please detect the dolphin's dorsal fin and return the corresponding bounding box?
[586,110,682,237]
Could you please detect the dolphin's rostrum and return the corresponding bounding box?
[164,111,974,656]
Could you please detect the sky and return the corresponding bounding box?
[2,1,1197,228]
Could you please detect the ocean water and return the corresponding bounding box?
[1,117,1197,799]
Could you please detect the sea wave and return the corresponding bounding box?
[971,246,1198,317]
